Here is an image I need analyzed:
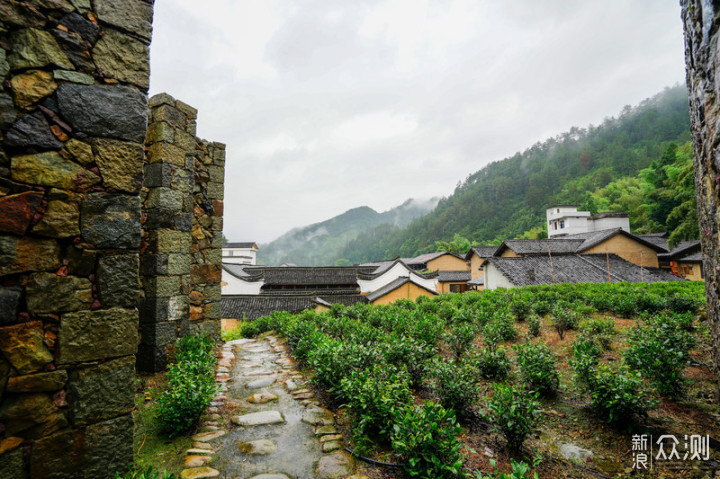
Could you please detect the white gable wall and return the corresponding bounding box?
[483,263,516,290]
[221,269,263,295]
[358,262,438,293]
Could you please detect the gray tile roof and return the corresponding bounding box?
[467,245,499,259]
[658,240,701,260]
[468,276,484,286]
[223,263,263,281]
[225,242,257,249]
[406,252,447,264]
[486,254,684,287]
[500,239,584,255]
[222,293,367,320]
[262,267,360,285]
[437,270,471,282]
[636,233,669,251]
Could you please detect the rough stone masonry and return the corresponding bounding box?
[682,0,720,386]
[0,1,224,477]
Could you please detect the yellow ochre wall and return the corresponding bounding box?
[371,282,436,305]
[427,255,469,271]
[678,261,704,281]
[501,249,520,258]
[437,282,468,294]
[582,235,659,268]
[470,254,486,280]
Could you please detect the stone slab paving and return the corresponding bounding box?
[183,335,361,478]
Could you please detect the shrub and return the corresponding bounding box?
[116,466,176,479]
[511,299,532,322]
[514,341,559,395]
[533,300,551,317]
[468,347,512,380]
[486,383,540,451]
[579,318,616,350]
[549,304,578,340]
[392,401,467,478]
[526,314,541,337]
[380,336,435,387]
[624,313,695,398]
[308,337,379,392]
[431,359,482,418]
[156,335,217,437]
[483,312,517,347]
[666,295,699,314]
[340,363,412,441]
[586,364,656,423]
[446,322,478,359]
[569,334,602,388]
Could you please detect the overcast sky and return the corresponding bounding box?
[148,0,686,244]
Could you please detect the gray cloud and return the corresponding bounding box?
[149,0,686,243]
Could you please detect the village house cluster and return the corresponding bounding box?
[221,206,700,326]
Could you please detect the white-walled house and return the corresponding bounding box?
[222,242,258,265]
[547,206,630,238]
[357,259,438,294]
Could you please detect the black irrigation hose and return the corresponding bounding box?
[343,447,404,468]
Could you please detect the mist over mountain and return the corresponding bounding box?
[257,198,439,266]
[338,85,692,263]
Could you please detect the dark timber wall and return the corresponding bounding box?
[682,0,720,380]
[0,1,224,476]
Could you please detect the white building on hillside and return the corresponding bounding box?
[222,242,258,265]
[547,206,630,238]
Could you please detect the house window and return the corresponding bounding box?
[557,208,560,213]
[554,222,557,230]
[559,220,565,229]
[449,284,468,293]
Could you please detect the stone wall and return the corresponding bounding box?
[138,94,224,372]
[0,0,153,477]
[681,0,720,380]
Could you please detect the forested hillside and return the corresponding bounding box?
[339,85,692,263]
[258,198,438,266]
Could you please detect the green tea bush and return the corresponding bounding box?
[340,363,412,441]
[549,304,579,340]
[533,300,550,317]
[569,334,602,389]
[486,383,540,451]
[579,318,616,350]
[446,322,478,359]
[586,364,656,423]
[483,312,517,347]
[156,335,217,437]
[624,312,695,398]
[526,314,541,337]
[514,341,559,395]
[381,335,435,386]
[511,299,532,322]
[468,347,512,380]
[666,295,699,314]
[392,401,467,478]
[431,359,482,418]
[308,337,379,392]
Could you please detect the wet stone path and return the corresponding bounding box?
[179,336,366,479]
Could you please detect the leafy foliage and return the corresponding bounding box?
[155,335,217,437]
[514,341,559,395]
[487,383,540,451]
[392,401,467,478]
[431,359,482,418]
[624,312,696,398]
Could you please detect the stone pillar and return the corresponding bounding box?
[189,139,225,338]
[0,1,153,477]
[681,0,720,378]
[138,95,224,371]
[138,94,195,371]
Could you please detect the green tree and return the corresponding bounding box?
[436,234,471,254]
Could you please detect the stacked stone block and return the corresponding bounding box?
[0,1,153,477]
[189,139,225,338]
[139,94,225,372]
